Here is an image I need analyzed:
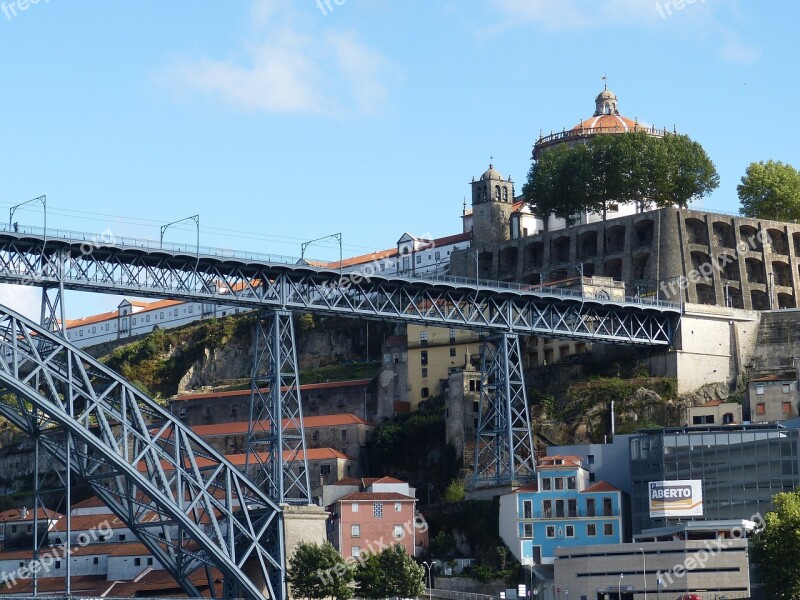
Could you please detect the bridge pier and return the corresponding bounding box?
[472,333,536,489]
[247,309,312,505]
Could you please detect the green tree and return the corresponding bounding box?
[287,541,353,600]
[738,160,800,221]
[751,488,800,599]
[354,546,424,599]
[442,478,467,503]
[524,132,718,218]
[430,530,457,557]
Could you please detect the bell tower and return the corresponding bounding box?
[471,163,515,244]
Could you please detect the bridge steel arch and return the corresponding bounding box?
[0,303,285,600]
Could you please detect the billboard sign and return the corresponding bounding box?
[649,480,703,517]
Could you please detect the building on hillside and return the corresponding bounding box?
[687,399,742,426]
[374,335,411,416]
[443,364,482,463]
[0,507,62,551]
[747,373,799,422]
[499,455,624,575]
[183,413,375,461]
[169,378,378,425]
[553,520,755,600]
[326,477,426,559]
[629,422,800,534]
[406,324,480,409]
[65,298,244,348]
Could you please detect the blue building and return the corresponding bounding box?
[499,455,625,569]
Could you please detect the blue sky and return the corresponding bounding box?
[0,0,796,318]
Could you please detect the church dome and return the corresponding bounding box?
[571,112,639,134]
[480,164,503,181]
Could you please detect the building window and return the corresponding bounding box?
[422,368,428,378]
[542,500,552,518]
[546,526,555,538]
[555,500,564,518]
[421,387,429,398]
[523,500,532,519]
[351,525,360,538]
[93,557,99,564]
[146,315,150,322]
[321,464,331,475]
[147,557,153,566]
[135,558,141,566]
[352,503,359,513]
[523,523,533,538]
[554,478,564,490]
[421,351,428,365]
[565,525,575,538]
[586,498,596,517]
[395,502,402,512]
[10,525,16,533]
[603,497,613,516]
[783,384,792,394]
[449,329,456,343]
[119,534,126,541]
[541,478,551,491]
[568,499,577,517]
[450,347,456,357]
[55,560,61,569]
[756,384,765,395]
[567,476,576,490]
[374,503,383,518]
[587,523,596,536]
[420,331,428,345]
[351,546,361,558]
[757,403,766,415]
[341,430,347,440]
[604,523,614,536]
[783,402,793,415]
[416,255,422,264]
[393,525,403,538]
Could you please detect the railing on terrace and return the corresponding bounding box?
[0,222,679,309]
[428,588,494,600]
[535,124,673,146]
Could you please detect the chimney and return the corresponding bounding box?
[19,507,27,519]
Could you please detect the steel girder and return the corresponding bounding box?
[0,235,678,345]
[473,334,536,488]
[247,310,311,505]
[0,303,284,600]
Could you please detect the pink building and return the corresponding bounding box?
[327,477,425,560]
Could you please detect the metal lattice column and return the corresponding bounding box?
[247,310,311,505]
[472,333,536,488]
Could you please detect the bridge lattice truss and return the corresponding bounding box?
[0,235,677,344]
[0,304,283,600]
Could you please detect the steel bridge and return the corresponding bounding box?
[0,225,680,600]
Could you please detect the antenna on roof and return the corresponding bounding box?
[601,72,607,90]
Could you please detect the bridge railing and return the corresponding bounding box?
[0,222,303,265]
[427,588,494,600]
[0,222,678,310]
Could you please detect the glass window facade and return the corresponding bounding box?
[629,424,800,533]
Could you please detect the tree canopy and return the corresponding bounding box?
[737,160,800,221]
[523,132,719,219]
[287,541,353,600]
[751,488,800,599]
[353,545,424,600]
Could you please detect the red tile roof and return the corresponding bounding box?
[367,476,406,485]
[539,455,583,469]
[0,507,62,523]
[581,481,620,493]
[187,414,374,437]
[337,492,415,502]
[332,477,362,486]
[65,299,183,329]
[751,374,794,382]
[171,379,372,401]
[137,448,356,473]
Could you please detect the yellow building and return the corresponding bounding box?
[406,324,482,410]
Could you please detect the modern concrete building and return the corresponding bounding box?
[628,422,800,534]
[553,521,754,600]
